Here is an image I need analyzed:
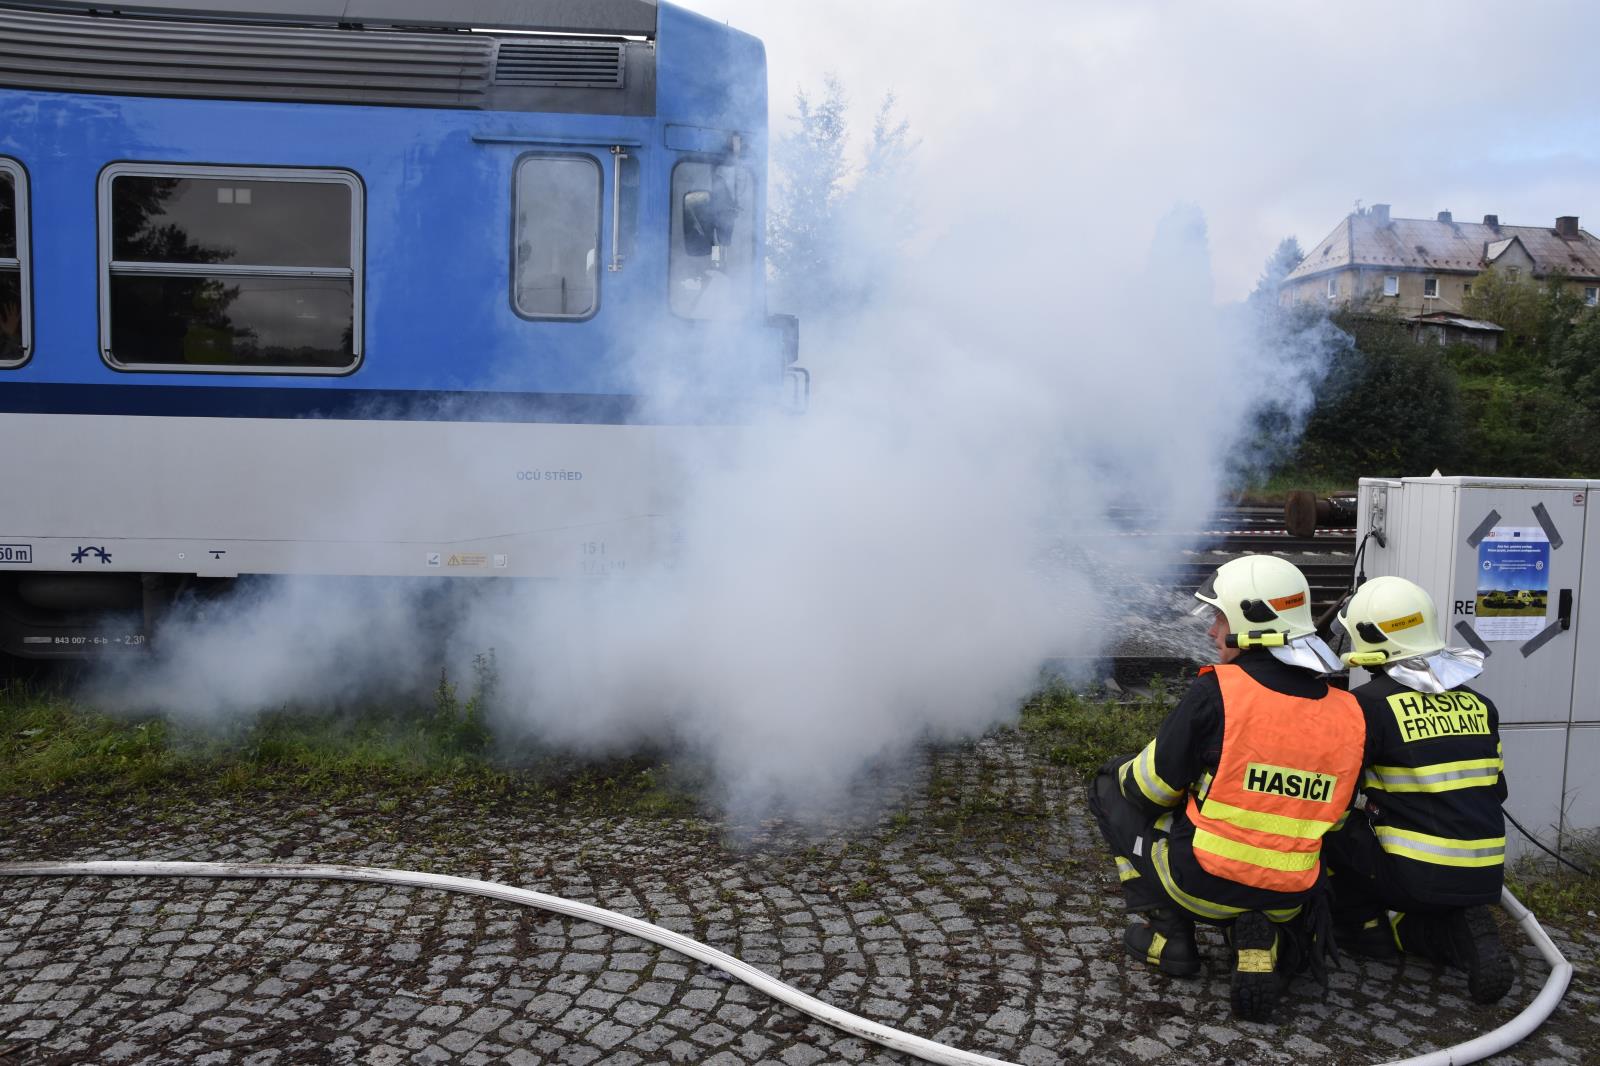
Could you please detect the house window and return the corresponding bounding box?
[514,154,601,319]
[0,159,29,367]
[1423,277,1439,299]
[1463,282,1473,296]
[1383,275,1399,297]
[670,160,755,320]
[101,164,362,373]
[1326,276,1338,300]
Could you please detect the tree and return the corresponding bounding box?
[848,93,918,253]
[768,74,850,314]
[767,76,918,318]
[1450,269,1600,475]
[1556,306,1600,403]
[1249,237,1304,306]
[1290,311,1464,478]
[1452,366,1599,476]
[1460,268,1567,354]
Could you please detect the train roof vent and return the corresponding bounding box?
[0,6,494,109]
[494,39,625,89]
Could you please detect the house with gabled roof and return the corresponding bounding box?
[1280,205,1600,343]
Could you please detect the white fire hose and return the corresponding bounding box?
[1382,885,1572,1066]
[0,862,1572,1066]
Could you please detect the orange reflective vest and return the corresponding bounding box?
[1186,664,1365,893]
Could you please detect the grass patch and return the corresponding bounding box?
[1234,469,1356,505]
[0,666,498,797]
[0,665,696,818]
[1505,837,1600,929]
[1017,679,1174,776]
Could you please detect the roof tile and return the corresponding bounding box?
[1285,213,1600,281]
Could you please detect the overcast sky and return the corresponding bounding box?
[682,0,1600,301]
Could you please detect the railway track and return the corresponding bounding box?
[1182,505,1356,607]
[1085,504,1360,683]
[1086,507,1356,593]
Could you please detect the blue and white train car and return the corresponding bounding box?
[0,0,801,655]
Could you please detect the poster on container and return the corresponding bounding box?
[1474,526,1551,641]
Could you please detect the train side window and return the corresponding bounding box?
[514,155,601,319]
[99,164,362,374]
[669,160,754,320]
[0,160,29,367]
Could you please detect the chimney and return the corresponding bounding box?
[1483,214,1499,229]
[1557,215,1580,238]
[1437,210,1453,223]
[1371,203,1391,226]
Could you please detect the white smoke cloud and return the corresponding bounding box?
[90,576,444,722]
[80,4,1354,824]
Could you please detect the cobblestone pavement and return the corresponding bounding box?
[2,733,1597,1066]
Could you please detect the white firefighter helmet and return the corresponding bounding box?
[1193,555,1339,672]
[1193,555,1317,640]
[1337,575,1445,666]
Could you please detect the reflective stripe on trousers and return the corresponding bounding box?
[1151,838,1301,923]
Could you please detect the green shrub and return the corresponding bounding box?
[1290,311,1465,479]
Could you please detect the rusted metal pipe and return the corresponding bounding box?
[1284,491,1358,538]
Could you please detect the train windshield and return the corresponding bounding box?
[670,161,754,320]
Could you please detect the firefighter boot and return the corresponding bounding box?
[1122,908,1201,977]
[1398,907,1513,1004]
[1335,914,1399,959]
[1228,911,1281,1022]
[1275,915,1310,977]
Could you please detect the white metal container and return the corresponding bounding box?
[1355,475,1597,856]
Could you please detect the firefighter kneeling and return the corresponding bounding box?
[1090,555,1363,1022]
[1323,576,1513,1004]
